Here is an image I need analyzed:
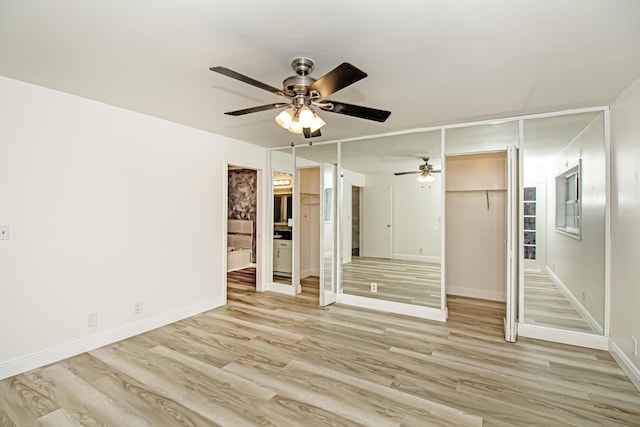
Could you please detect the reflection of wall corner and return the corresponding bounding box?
[544,265,604,335]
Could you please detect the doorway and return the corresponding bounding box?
[227,165,259,295]
[297,167,321,299]
[445,152,508,320]
[351,186,361,257]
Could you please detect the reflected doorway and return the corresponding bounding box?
[227,165,258,296]
[352,186,361,257]
[445,152,508,315]
[298,167,321,298]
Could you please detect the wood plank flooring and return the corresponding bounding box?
[2,273,639,426]
[523,271,595,333]
[342,257,441,308]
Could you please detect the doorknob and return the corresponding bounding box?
[387,224,392,228]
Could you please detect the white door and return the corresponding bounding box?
[362,183,392,259]
[504,146,519,342]
[320,163,337,306]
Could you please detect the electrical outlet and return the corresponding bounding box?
[88,313,98,328]
[632,337,638,356]
[371,282,377,293]
[419,248,424,254]
[134,301,143,315]
[0,226,9,240]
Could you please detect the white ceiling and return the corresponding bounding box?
[1,1,639,149]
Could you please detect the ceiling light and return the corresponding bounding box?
[276,105,326,135]
[417,171,434,183]
[298,106,314,128]
[273,179,291,186]
[310,112,326,132]
[275,108,295,129]
[288,116,303,134]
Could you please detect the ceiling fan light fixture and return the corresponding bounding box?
[298,106,315,128]
[310,112,326,132]
[288,116,304,134]
[417,171,434,183]
[275,108,295,129]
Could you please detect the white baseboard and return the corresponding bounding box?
[545,266,603,335]
[336,293,446,322]
[0,296,225,381]
[609,338,640,392]
[300,268,319,279]
[266,281,296,296]
[392,254,441,264]
[446,285,505,302]
[518,323,609,350]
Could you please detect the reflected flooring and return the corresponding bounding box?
[227,267,256,289]
[2,286,640,426]
[273,274,292,285]
[342,256,441,307]
[524,271,595,333]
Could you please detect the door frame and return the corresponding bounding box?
[224,161,263,301]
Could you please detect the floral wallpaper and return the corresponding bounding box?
[228,169,257,262]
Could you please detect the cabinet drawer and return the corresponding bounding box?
[274,240,292,249]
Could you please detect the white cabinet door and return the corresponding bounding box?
[273,240,292,274]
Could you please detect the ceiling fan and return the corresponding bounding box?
[209,57,391,138]
[394,157,441,183]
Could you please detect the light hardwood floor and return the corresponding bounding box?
[523,271,595,333]
[342,256,441,308]
[2,272,639,426]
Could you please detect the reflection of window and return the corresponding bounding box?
[523,187,537,260]
[555,161,581,238]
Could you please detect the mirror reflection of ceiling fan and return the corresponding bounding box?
[210,57,391,138]
[394,157,441,183]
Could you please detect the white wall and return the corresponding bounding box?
[545,115,606,328]
[610,74,640,385]
[0,76,266,379]
[360,173,442,262]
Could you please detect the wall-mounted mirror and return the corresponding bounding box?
[270,148,294,285]
[341,130,443,308]
[522,111,606,335]
[295,144,338,304]
[444,122,519,306]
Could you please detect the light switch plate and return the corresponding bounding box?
[0,226,9,240]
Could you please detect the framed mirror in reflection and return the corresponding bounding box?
[341,130,443,309]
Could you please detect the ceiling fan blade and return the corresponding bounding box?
[393,171,421,176]
[308,63,367,98]
[431,170,442,173]
[319,100,391,122]
[224,103,290,116]
[210,66,291,98]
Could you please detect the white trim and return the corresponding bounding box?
[545,266,604,335]
[300,268,320,279]
[603,108,611,338]
[268,106,610,151]
[266,281,297,296]
[446,286,505,302]
[337,293,447,322]
[518,323,609,350]
[609,339,640,392]
[0,296,224,381]
[391,254,441,264]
